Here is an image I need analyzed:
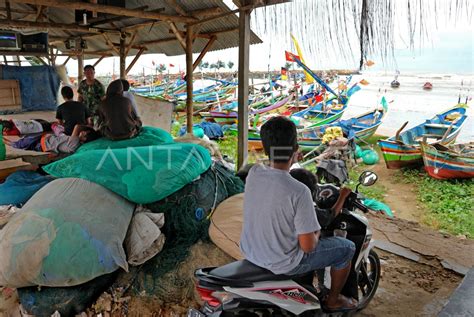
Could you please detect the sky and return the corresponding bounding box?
[58,1,473,77]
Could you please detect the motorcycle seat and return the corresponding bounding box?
[209,260,293,284]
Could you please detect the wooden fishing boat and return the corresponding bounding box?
[423,82,433,90]
[290,97,347,128]
[298,106,387,151]
[378,106,467,169]
[391,80,400,88]
[203,95,291,123]
[420,142,474,179]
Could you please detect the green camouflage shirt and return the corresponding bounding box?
[78,79,105,114]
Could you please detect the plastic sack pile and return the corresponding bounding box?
[0,178,134,288]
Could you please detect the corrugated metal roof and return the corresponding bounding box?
[1,0,262,59]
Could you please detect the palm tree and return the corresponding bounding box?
[210,63,217,78]
[227,61,235,70]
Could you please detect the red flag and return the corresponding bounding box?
[285,51,300,62]
[169,63,175,67]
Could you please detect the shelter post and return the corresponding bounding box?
[77,53,84,84]
[119,33,126,79]
[237,7,251,169]
[185,25,194,133]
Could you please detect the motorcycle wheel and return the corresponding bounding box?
[357,249,381,310]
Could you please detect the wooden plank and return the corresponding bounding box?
[12,0,197,23]
[0,159,32,181]
[0,80,21,110]
[125,47,146,74]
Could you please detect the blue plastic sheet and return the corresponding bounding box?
[0,171,53,206]
[1,65,60,111]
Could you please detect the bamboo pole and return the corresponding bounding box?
[77,53,84,84]
[185,25,194,133]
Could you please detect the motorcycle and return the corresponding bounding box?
[189,171,381,317]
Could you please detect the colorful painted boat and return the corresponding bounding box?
[298,106,387,151]
[420,142,474,179]
[378,106,468,169]
[290,96,347,128]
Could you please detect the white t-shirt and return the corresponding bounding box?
[240,164,320,274]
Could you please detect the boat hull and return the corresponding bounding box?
[421,144,474,179]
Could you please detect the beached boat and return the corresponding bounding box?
[290,97,347,128]
[423,82,433,90]
[298,106,387,151]
[378,106,468,169]
[420,142,474,179]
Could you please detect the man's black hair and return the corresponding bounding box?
[61,86,74,100]
[120,79,130,91]
[290,168,317,195]
[260,116,298,163]
[84,65,95,71]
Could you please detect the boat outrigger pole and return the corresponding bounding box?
[292,57,345,103]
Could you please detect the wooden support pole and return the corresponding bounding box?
[78,53,84,84]
[0,18,118,34]
[125,47,145,74]
[13,0,197,23]
[119,33,126,79]
[185,25,194,133]
[237,8,251,169]
[16,56,21,66]
[168,22,186,50]
[102,33,120,55]
[192,36,216,71]
[62,56,71,66]
[124,31,138,56]
[5,1,11,20]
[92,55,105,67]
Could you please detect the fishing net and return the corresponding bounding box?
[0,178,134,288]
[127,162,244,301]
[43,143,211,204]
[76,126,173,153]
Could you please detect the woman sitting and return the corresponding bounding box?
[97,79,142,140]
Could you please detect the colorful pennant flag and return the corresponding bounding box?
[290,34,314,84]
[365,60,375,67]
[169,63,175,67]
[381,96,388,112]
[281,67,288,80]
[359,79,370,85]
[285,51,300,62]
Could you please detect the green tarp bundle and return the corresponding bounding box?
[43,127,212,204]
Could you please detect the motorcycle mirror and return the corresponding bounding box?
[359,171,378,187]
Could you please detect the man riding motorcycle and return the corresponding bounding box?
[240,116,357,312]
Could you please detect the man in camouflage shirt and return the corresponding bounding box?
[78,65,105,117]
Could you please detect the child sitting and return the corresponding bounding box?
[289,168,351,229]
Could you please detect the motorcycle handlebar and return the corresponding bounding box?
[346,191,369,213]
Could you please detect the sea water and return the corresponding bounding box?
[347,72,474,142]
[193,72,473,143]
